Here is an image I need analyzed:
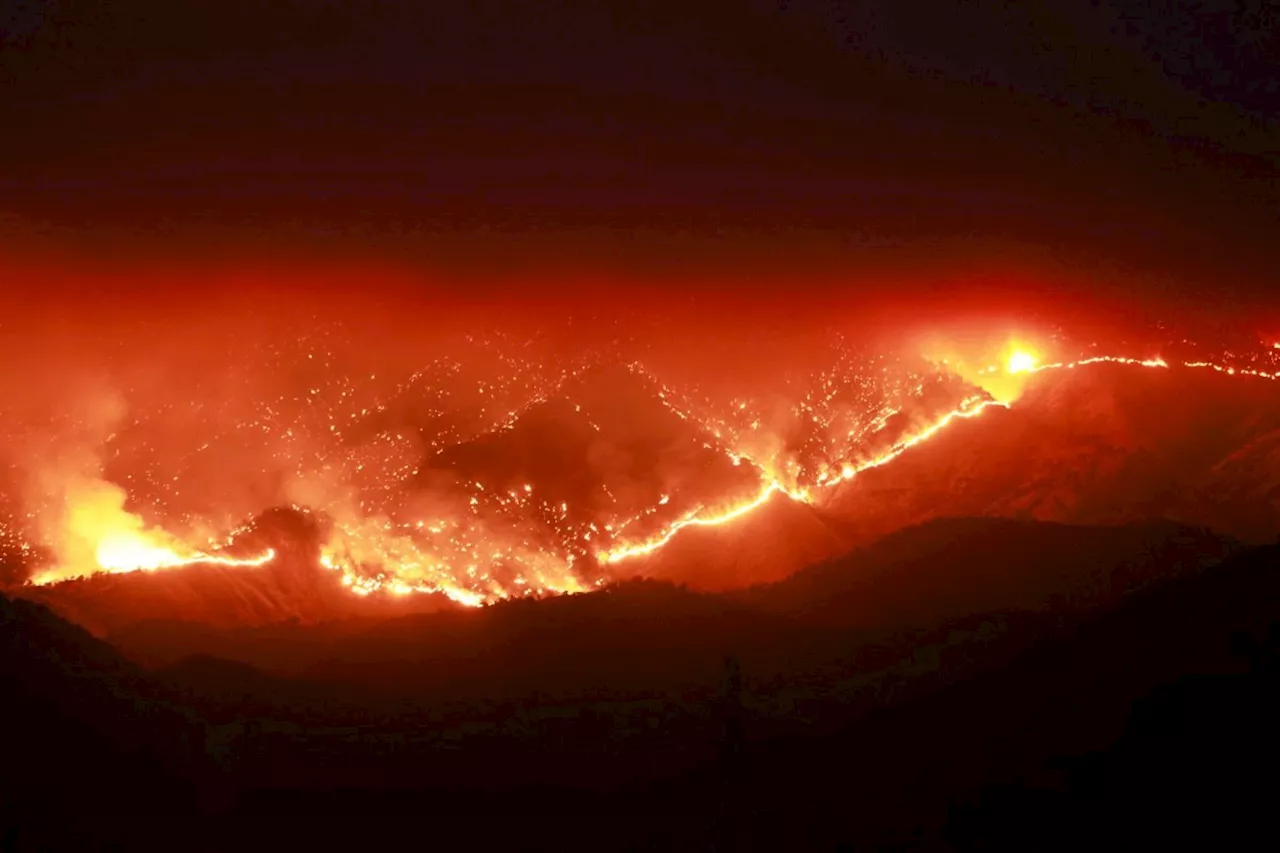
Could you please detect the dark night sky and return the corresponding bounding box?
[0,1,1276,308]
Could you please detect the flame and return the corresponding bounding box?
[316,515,590,607]
[1025,355,1169,373]
[30,530,272,585]
[598,479,796,564]
[94,530,274,574]
[922,339,1046,403]
[19,479,274,585]
[600,394,1005,564]
[1006,349,1039,374]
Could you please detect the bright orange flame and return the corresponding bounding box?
[27,480,275,585]
[1007,350,1039,374]
[31,532,274,585]
[1025,355,1169,373]
[95,531,274,574]
[598,479,796,564]
[316,521,588,608]
[919,339,1047,404]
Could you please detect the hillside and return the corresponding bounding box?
[827,363,1280,544]
[106,518,1238,718]
[0,595,212,850]
[614,542,1280,850]
[744,516,1240,628]
[21,358,1280,629]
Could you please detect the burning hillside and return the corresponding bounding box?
[4,304,1280,630]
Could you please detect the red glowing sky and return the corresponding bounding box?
[2,2,1276,311]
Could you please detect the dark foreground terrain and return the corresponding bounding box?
[4,517,1279,851]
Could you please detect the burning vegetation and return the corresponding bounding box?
[3,291,1279,613]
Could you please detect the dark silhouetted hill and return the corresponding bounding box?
[99,518,1242,769]
[745,516,1239,628]
[104,519,1234,696]
[0,595,209,851]
[5,524,1279,851]
[618,541,1280,850]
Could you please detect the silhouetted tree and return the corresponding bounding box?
[1228,626,1280,672]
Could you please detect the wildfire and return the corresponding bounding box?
[12,331,1278,606]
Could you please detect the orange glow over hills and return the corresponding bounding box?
[4,311,1279,608]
